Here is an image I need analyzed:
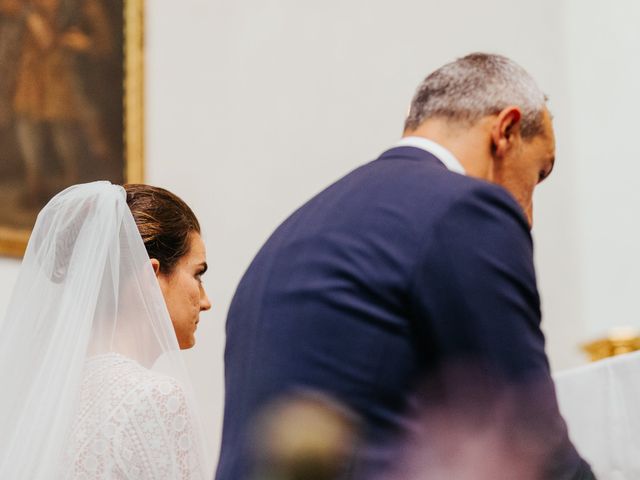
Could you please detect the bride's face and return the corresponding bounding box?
[155,233,212,349]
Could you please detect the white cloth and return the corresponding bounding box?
[554,352,640,479]
[0,182,210,479]
[65,353,204,479]
[395,136,466,175]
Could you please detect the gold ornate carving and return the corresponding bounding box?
[125,0,145,184]
[582,328,640,362]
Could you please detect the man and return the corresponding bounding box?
[216,53,594,479]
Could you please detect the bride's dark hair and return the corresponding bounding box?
[123,184,200,274]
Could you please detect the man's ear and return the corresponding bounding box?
[150,258,161,277]
[491,106,522,158]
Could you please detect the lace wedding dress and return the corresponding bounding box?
[64,353,204,479]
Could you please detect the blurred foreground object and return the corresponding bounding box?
[582,327,640,361]
[251,392,359,480]
[383,364,595,480]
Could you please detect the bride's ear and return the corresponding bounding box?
[150,258,161,277]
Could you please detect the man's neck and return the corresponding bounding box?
[403,119,493,181]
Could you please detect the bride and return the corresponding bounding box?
[0,181,212,479]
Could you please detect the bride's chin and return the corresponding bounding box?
[180,336,196,350]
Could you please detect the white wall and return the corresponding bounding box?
[563,0,640,339]
[2,0,626,470]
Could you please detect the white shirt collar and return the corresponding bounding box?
[395,136,466,175]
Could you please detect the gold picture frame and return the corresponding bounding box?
[0,0,145,258]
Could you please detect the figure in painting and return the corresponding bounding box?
[12,0,114,205]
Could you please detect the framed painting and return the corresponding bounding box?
[0,0,144,257]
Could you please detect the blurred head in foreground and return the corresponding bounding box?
[250,391,360,480]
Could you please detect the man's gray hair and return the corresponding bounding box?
[404,53,547,138]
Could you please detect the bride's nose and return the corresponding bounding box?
[200,289,212,311]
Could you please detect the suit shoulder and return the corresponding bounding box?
[359,153,522,213]
[391,162,530,235]
[416,179,535,278]
[445,178,531,234]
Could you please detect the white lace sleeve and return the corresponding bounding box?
[115,376,205,479]
[67,355,206,479]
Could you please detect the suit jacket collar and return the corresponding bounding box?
[380,137,466,175]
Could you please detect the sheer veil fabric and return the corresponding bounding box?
[0,182,210,479]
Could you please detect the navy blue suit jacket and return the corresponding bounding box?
[215,147,593,479]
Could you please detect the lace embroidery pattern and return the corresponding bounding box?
[64,353,203,479]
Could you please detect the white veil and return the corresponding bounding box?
[0,181,210,479]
